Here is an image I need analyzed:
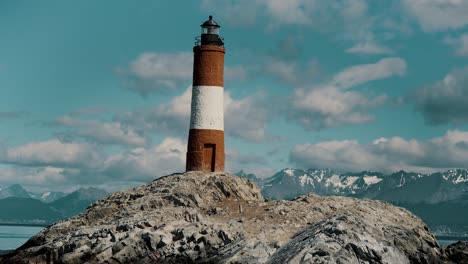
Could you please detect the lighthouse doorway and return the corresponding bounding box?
[203,144,216,172]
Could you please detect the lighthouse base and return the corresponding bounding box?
[186,129,224,172]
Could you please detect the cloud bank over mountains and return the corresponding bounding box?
[291,130,468,174]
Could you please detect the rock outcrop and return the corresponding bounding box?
[1,172,464,263]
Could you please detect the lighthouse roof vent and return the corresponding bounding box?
[201,15,220,28]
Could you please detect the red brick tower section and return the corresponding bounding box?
[186,16,225,172]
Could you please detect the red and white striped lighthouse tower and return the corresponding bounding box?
[186,16,225,172]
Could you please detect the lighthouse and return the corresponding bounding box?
[186,16,225,172]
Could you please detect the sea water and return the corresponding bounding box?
[0,225,44,250]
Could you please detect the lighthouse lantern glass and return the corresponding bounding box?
[201,26,219,35]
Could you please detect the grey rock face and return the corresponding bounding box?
[0,172,457,263]
[445,241,468,263]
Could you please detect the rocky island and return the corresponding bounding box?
[1,172,466,263]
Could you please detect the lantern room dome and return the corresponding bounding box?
[201,16,220,28]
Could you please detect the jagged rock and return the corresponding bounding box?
[445,241,468,263]
[0,172,457,263]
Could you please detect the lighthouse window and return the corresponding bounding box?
[202,27,219,35]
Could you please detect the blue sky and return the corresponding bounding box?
[1,0,468,192]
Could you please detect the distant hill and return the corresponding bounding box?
[0,184,31,199]
[235,170,263,186]
[0,197,62,224]
[49,187,109,218]
[0,186,108,224]
[28,191,66,203]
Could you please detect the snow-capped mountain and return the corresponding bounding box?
[237,168,468,236]
[0,184,31,199]
[259,168,385,200]
[361,169,468,204]
[0,184,66,203]
[239,168,468,203]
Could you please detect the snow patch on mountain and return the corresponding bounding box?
[364,176,383,185]
[344,176,359,187]
[41,192,51,199]
[284,169,295,177]
[299,174,314,187]
[325,174,341,188]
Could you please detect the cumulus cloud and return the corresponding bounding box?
[0,137,187,189]
[288,57,407,130]
[225,90,272,141]
[202,0,369,29]
[401,0,468,32]
[290,130,468,173]
[411,67,468,125]
[0,165,66,189]
[54,116,148,147]
[124,52,192,95]
[444,33,468,57]
[3,139,103,169]
[346,42,393,55]
[332,58,407,88]
[102,137,186,181]
[117,86,272,142]
[122,52,248,96]
[262,58,321,86]
[201,0,400,56]
[116,87,192,137]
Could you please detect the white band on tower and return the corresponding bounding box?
[190,85,224,131]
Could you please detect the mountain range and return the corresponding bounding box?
[0,184,67,203]
[236,168,468,237]
[0,185,109,225]
[2,168,467,235]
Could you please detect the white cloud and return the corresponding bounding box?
[0,165,66,189]
[126,52,192,95]
[444,33,468,57]
[261,57,321,86]
[123,52,248,96]
[4,139,103,169]
[55,116,148,147]
[288,58,406,130]
[412,67,468,125]
[290,130,468,173]
[202,0,369,28]
[201,0,400,56]
[116,87,192,136]
[117,86,272,142]
[331,57,407,89]
[225,90,272,141]
[346,42,393,55]
[290,87,386,129]
[102,137,186,181]
[0,137,187,189]
[401,0,468,32]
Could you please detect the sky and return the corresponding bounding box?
[1,0,468,192]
